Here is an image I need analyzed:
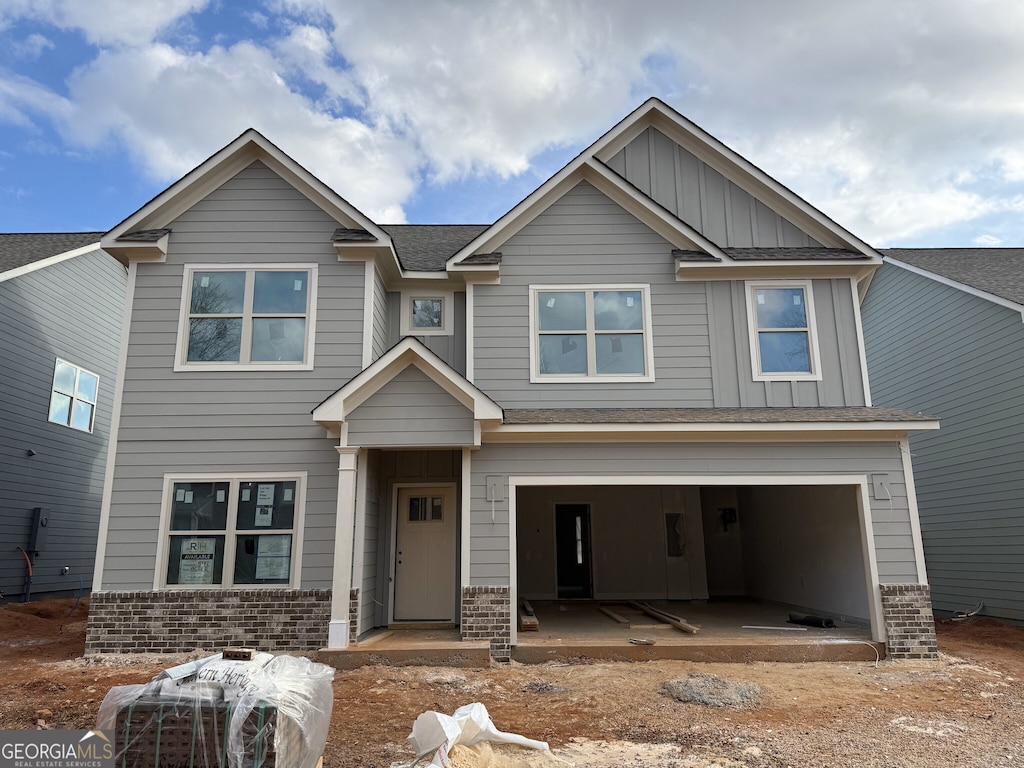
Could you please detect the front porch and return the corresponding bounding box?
[319,598,885,670]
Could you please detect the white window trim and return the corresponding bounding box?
[401,290,454,336]
[745,279,823,382]
[48,358,99,433]
[174,264,318,372]
[154,471,307,590]
[529,284,655,383]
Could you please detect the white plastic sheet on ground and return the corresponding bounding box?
[406,702,549,767]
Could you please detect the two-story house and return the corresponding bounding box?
[85,99,939,661]
[1,233,125,602]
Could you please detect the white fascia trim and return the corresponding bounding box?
[313,338,503,424]
[106,129,388,243]
[0,242,101,284]
[92,260,137,592]
[509,472,870,487]
[485,420,940,440]
[636,104,883,259]
[886,257,1024,322]
[899,437,930,584]
[579,161,727,257]
[850,277,873,406]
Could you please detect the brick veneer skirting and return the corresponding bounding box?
[85,589,332,654]
[461,586,511,662]
[349,588,359,643]
[879,584,938,660]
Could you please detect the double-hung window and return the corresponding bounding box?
[530,285,654,382]
[746,280,822,381]
[161,475,304,588]
[177,265,316,370]
[48,359,99,433]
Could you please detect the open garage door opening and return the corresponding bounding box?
[516,483,872,631]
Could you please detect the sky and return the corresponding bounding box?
[2,1,1024,248]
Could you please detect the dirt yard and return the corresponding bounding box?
[2,598,1023,767]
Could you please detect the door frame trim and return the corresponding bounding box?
[389,482,458,623]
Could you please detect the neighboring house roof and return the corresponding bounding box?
[503,406,934,425]
[0,232,104,274]
[882,248,1024,308]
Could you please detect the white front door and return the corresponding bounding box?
[394,485,456,621]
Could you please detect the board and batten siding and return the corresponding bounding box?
[346,366,475,448]
[0,248,126,599]
[606,127,823,248]
[100,160,366,591]
[472,181,714,408]
[863,262,1024,621]
[707,279,867,407]
[467,440,916,586]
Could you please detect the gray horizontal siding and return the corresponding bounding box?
[863,262,1024,621]
[0,249,126,599]
[371,266,387,361]
[346,366,475,447]
[101,438,339,590]
[606,127,823,247]
[467,440,914,586]
[101,160,364,590]
[472,181,714,408]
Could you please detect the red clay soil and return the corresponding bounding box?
[2,599,1024,767]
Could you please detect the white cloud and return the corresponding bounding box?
[973,234,1003,246]
[0,0,209,45]
[5,0,1024,242]
[11,32,53,60]
[58,42,415,221]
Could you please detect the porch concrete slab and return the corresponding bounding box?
[318,628,491,670]
[317,600,884,668]
[513,600,884,664]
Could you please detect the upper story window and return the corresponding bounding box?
[48,359,99,432]
[402,291,453,336]
[530,285,655,382]
[160,474,304,588]
[746,281,822,381]
[176,265,317,371]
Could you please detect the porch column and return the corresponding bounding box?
[328,446,359,649]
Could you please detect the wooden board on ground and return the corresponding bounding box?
[597,605,631,627]
[519,599,539,631]
[629,601,700,634]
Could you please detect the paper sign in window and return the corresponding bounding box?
[178,537,216,584]
[254,506,273,527]
[256,484,275,506]
[254,536,290,580]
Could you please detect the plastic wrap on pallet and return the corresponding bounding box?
[96,652,333,768]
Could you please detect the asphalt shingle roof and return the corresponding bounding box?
[0,232,104,274]
[381,224,488,271]
[882,248,1024,307]
[503,406,935,425]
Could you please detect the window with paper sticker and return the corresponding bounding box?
[164,477,299,587]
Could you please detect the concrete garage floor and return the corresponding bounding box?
[321,599,884,669]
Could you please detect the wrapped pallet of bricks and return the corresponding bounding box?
[96,649,334,768]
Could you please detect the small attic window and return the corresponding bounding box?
[402,291,453,336]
